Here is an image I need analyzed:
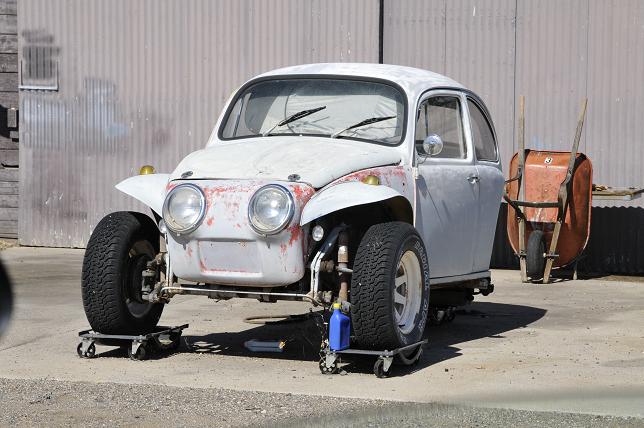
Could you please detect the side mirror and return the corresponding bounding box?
[423,134,443,156]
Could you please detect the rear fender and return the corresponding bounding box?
[300,181,409,225]
[115,174,170,216]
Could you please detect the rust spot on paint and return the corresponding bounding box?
[206,216,214,226]
[280,242,288,256]
[186,247,193,258]
[287,225,302,247]
[292,184,315,204]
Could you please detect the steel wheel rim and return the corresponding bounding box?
[393,250,422,335]
[125,240,155,318]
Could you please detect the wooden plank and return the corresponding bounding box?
[0,167,17,181]
[0,53,16,72]
[0,1,17,15]
[0,34,16,53]
[0,206,17,219]
[0,90,18,106]
[0,148,17,166]
[0,138,18,149]
[0,72,17,91]
[0,14,16,34]
[0,193,17,207]
[0,219,17,238]
[0,181,18,195]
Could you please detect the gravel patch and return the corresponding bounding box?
[1,378,641,427]
[0,378,386,427]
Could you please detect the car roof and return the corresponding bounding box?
[255,63,466,95]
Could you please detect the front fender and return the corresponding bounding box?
[300,181,404,225]
[115,173,170,215]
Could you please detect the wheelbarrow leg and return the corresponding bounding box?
[517,96,528,283]
[518,218,528,282]
[543,220,562,283]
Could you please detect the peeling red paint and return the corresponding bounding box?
[287,224,302,247]
[292,184,315,204]
[280,242,288,256]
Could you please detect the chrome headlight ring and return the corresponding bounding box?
[162,183,207,235]
[247,184,295,235]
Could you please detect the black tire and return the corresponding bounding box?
[350,222,430,350]
[526,230,546,280]
[82,211,163,335]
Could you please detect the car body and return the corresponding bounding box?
[82,63,504,352]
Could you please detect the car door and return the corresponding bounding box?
[414,91,479,279]
[467,97,505,273]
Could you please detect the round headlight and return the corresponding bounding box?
[162,184,206,234]
[248,184,294,235]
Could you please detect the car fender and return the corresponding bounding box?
[115,173,170,215]
[300,181,406,225]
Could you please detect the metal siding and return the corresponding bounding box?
[383,1,515,172]
[586,0,644,208]
[444,0,516,172]
[382,0,446,74]
[18,0,380,247]
[514,0,589,153]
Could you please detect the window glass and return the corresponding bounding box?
[220,79,405,145]
[468,99,497,161]
[415,96,466,158]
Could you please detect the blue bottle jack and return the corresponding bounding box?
[329,302,350,351]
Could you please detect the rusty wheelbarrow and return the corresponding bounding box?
[504,97,592,283]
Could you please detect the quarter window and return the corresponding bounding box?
[468,99,497,161]
[415,96,466,159]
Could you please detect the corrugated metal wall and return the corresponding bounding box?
[383,0,644,208]
[383,0,644,273]
[17,0,644,263]
[18,0,380,247]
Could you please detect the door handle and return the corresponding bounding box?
[467,175,480,184]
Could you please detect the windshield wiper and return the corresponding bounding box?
[331,115,397,138]
[262,106,327,137]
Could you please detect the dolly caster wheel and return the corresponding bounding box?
[77,342,96,358]
[373,358,389,378]
[445,308,456,323]
[129,344,147,361]
[319,356,338,375]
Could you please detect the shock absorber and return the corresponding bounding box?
[337,231,349,303]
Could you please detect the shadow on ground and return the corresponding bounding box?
[177,301,546,376]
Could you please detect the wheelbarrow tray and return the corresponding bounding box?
[506,149,593,268]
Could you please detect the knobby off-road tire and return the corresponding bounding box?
[526,230,546,280]
[82,211,164,334]
[350,222,430,350]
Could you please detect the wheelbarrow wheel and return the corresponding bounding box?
[526,230,546,280]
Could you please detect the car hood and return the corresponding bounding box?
[170,137,402,188]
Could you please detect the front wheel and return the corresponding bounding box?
[350,222,430,350]
[81,211,164,334]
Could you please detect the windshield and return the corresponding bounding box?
[220,78,406,145]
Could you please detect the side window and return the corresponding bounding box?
[416,96,466,159]
[468,99,497,161]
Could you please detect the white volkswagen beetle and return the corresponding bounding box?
[82,63,504,351]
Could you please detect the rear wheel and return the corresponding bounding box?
[82,211,164,334]
[350,222,430,350]
[526,230,546,280]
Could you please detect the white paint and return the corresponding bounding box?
[300,181,403,225]
[115,173,170,215]
[172,137,401,189]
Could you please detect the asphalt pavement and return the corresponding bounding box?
[1,246,643,426]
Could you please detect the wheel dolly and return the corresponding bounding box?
[77,324,188,360]
[319,339,427,378]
